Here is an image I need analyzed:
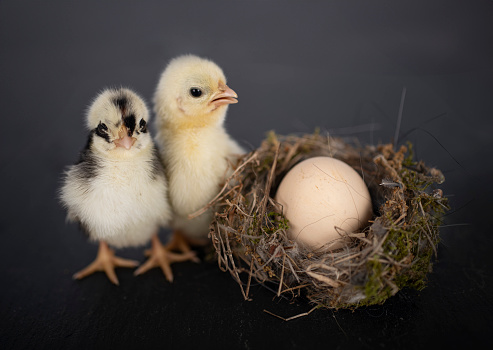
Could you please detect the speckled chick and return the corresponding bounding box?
[60,88,192,284]
[153,55,244,247]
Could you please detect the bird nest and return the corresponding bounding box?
[203,131,449,310]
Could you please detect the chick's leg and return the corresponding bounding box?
[134,234,197,282]
[73,241,139,285]
[166,230,203,260]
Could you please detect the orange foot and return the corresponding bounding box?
[73,241,139,285]
[166,230,203,261]
[134,234,198,282]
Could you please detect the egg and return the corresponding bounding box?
[275,156,372,250]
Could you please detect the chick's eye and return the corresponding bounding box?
[95,122,110,142]
[139,119,147,133]
[97,122,108,133]
[190,88,202,98]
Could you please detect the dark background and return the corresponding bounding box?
[1,1,492,348]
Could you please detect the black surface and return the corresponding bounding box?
[1,1,492,348]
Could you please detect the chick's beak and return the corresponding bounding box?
[210,83,238,108]
[114,126,137,150]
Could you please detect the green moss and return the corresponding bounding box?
[394,249,432,291]
[357,145,449,307]
[267,212,290,232]
[385,228,412,261]
[359,256,394,306]
[259,156,274,171]
[266,130,278,144]
[247,214,261,244]
[403,142,416,167]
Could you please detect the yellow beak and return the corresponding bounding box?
[210,83,238,108]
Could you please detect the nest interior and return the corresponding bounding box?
[206,131,449,310]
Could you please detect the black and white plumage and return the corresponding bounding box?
[60,88,191,284]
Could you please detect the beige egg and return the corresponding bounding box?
[275,156,372,250]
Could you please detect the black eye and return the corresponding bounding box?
[190,88,202,98]
[139,119,147,133]
[95,122,110,142]
[97,122,108,133]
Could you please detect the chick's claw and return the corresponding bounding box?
[73,241,139,285]
[166,230,201,263]
[135,234,197,282]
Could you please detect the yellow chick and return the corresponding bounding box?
[153,55,244,254]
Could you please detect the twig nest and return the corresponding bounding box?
[208,132,449,309]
